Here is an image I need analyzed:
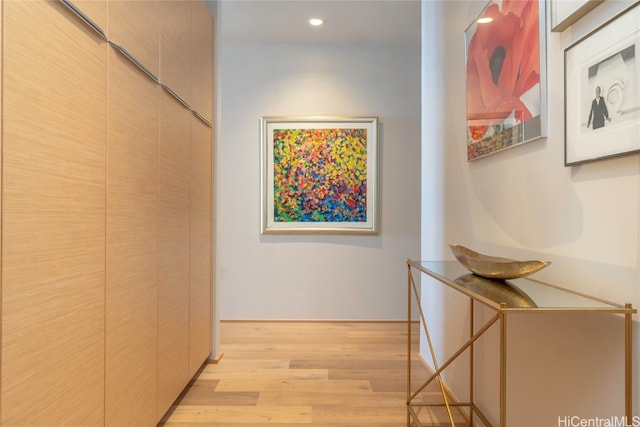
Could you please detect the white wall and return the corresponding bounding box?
[421,0,640,424]
[215,37,421,319]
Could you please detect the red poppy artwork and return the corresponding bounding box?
[465,0,546,160]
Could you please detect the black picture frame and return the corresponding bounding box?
[564,3,640,166]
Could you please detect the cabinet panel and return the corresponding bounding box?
[190,1,214,122]
[160,0,192,103]
[1,1,106,425]
[74,0,108,35]
[106,48,159,427]
[189,117,213,376]
[109,0,160,77]
[157,92,191,420]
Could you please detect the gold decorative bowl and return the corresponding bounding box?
[449,244,550,280]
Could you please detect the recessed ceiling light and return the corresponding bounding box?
[309,18,324,26]
[477,17,493,24]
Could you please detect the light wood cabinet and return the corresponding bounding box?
[189,117,213,377]
[0,1,214,425]
[157,91,192,420]
[105,49,161,426]
[1,1,107,425]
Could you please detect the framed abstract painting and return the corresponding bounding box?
[260,116,378,234]
[465,0,547,161]
[564,3,640,166]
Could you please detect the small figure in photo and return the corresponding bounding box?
[587,86,611,130]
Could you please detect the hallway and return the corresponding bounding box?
[160,321,467,426]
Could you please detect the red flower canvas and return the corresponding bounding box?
[465,0,544,160]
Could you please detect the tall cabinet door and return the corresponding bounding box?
[189,117,213,377]
[106,48,160,427]
[189,0,214,377]
[1,1,106,425]
[157,91,191,420]
[156,2,193,420]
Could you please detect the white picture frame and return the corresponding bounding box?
[260,116,379,235]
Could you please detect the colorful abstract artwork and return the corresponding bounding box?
[465,0,547,161]
[261,117,378,234]
[273,128,367,222]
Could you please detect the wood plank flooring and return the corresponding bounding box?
[159,321,469,426]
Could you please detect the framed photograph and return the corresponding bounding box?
[465,0,547,161]
[564,4,640,166]
[260,116,378,235]
[550,0,603,32]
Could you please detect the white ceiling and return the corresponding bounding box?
[214,0,422,45]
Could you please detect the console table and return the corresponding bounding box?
[406,260,636,427]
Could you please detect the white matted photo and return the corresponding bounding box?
[565,3,640,166]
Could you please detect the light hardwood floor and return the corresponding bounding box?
[159,321,469,426]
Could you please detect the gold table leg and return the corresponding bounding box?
[407,264,412,427]
[408,268,455,426]
[499,304,506,427]
[407,264,500,427]
[625,304,632,420]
